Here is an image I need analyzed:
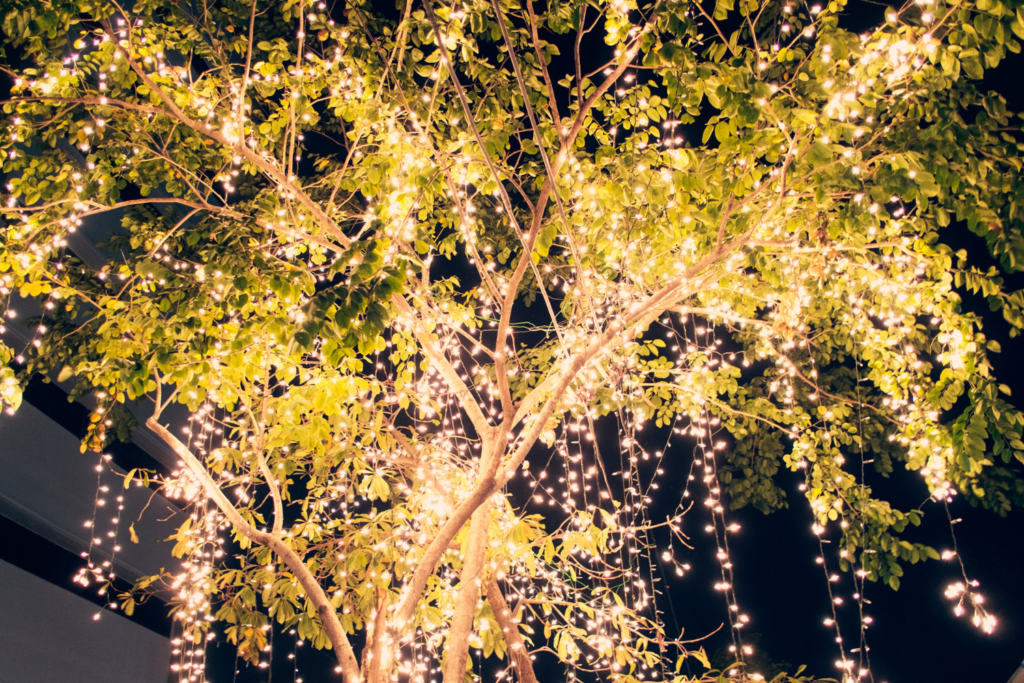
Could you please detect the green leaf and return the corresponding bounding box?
[691,648,711,668]
[537,223,557,257]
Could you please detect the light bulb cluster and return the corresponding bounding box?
[944,580,997,634]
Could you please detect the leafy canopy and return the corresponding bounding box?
[2,0,1024,681]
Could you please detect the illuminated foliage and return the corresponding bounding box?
[2,0,1023,681]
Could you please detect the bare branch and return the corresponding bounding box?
[573,5,586,105]
[693,1,739,59]
[387,437,502,638]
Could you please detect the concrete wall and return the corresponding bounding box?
[0,559,170,683]
[0,402,181,582]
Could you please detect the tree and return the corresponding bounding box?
[2,0,1024,681]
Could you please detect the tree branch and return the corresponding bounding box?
[391,295,494,439]
[386,436,502,636]
[485,578,540,683]
[237,0,259,140]
[421,3,568,378]
[115,41,352,248]
[255,449,284,536]
[524,0,564,145]
[144,417,362,683]
[442,494,494,683]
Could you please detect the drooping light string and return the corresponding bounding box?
[851,355,875,682]
[167,402,231,683]
[675,312,755,674]
[74,450,125,619]
[812,519,855,683]
[797,299,865,683]
[288,626,304,683]
[942,499,997,634]
[698,427,751,669]
[73,450,106,596]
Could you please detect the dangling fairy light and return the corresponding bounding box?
[811,520,855,683]
[165,402,229,683]
[74,450,117,614]
[850,356,875,682]
[942,498,997,634]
